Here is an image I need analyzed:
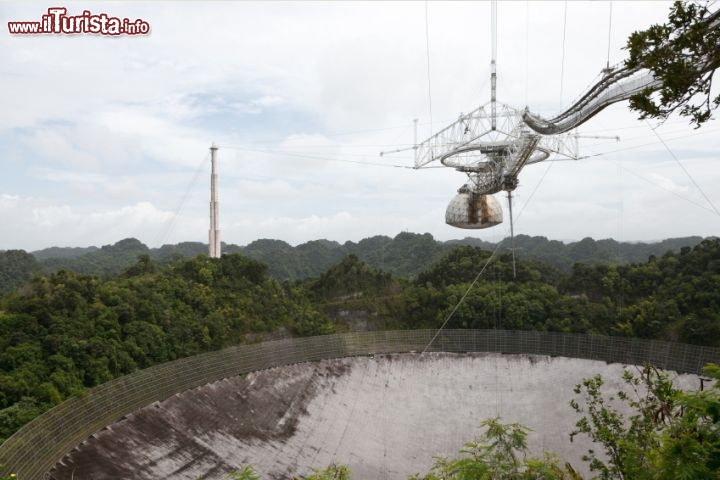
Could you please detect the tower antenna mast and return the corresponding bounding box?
[209,143,221,258]
[490,0,497,130]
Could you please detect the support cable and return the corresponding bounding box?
[577,127,720,159]
[606,2,614,70]
[153,153,209,247]
[646,121,720,216]
[219,145,419,169]
[421,241,505,354]
[494,260,500,329]
[332,364,369,462]
[615,161,625,315]
[573,132,720,216]
[611,160,718,214]
[491,0,498,129]
[421,0,507,355]
[559,1,568,106]
[515,161,554,222]
[525,0,529,107]
[507,191,517,279]
[425,1,434,134]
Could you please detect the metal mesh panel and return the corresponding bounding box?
[1,329,718,479]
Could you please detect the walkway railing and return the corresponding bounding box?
[1,329,718,479]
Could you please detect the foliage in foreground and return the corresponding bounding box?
[227,465,349,480]
[408,418,581,480]
[571,363,720,480]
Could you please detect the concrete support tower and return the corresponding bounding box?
[208,143,221,258]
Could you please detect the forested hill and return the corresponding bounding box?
[1,237,719,443]
[0,233,704,295]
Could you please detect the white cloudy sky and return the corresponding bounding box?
[1,1,719,251]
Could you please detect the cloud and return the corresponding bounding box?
[222,208,452,247]
[19,126,98,169]
[0,1,717,251]
[645,173,689,195]
[0,194,176,250]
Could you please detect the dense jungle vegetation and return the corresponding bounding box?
[0,235,718,445]
[0,233,703,295]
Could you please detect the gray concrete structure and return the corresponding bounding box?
[2,330,718,479]
[50,352,698,479]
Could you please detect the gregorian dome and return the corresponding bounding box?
[445,185,503,229]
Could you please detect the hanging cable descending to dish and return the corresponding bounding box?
[424,1,434,135]
[491,0,498,130]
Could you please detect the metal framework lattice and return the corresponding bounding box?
[414,103,576,196]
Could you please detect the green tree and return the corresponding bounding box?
[302,465,351,480]
[653,364,720,478]
[226,465,349,480]
[0,469,16,480]
[409,418,581,480]
[626,1,720,127]
[570,363,720,479]
[0,250,40,295]
[0,251,338,439]
[227,466,261,480]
